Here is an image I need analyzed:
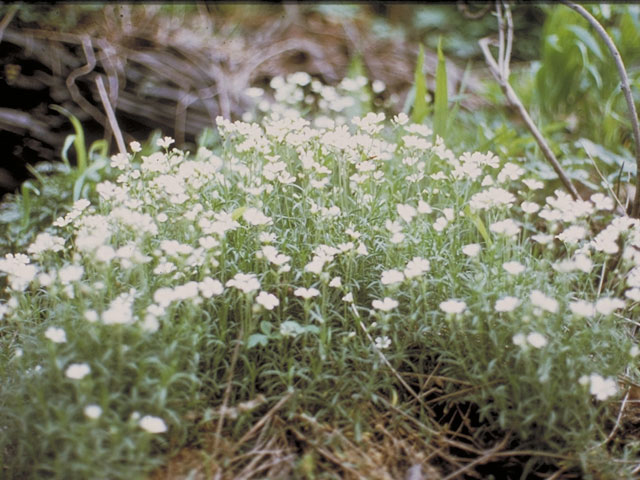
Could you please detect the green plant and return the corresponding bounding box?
[1,72,639,478]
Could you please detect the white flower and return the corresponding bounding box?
[495,296,520,313]
[65,363,91,380]
[512,333,526,346]
[243,208,273,226]
[342,292,354,303]
[625,288,640,302]
[294,287,320,299]
[392,112,409,126]
[418,200,432,214]
[397,204,417,223]
[439,299,466,315]
[490,219,520,238]
[44,326,66,343]
[84,404,102,419]
[110,153,129,170]
[469,187,515,211]
[497,162,525,183]
[102,291,136,325]
[522,178,544,190]
[381,269,404,286]
[256,291,279,310]
[404,257,430,279]
[530,290,558,314]
[95,245,116,263]
[588,374,618,401]
[27,232,65,256]
[157,136,174,149]
[595,297,625,316]
[556,225,587,244]
[129,141,142,153]
[139,415,168,433]
[226,273,260,294]
[329,277,342,288]
[521,201,540,214]
[590,193,614,211]
[526,332,548,348]
[58,265,84,285]
[531,233,554,245]
[569,300,595,317]
[433,217,448,232]
[503,261,525,275]
[199,277,224,298]
[372,297,399,312]
[374,336,391,350]
[462,243,481,257]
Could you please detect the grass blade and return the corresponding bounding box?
[411,44,429,124]
[51,104,87,172]
[434,37,448,140]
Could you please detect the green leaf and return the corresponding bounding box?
[411,44,429,123]
[247,334,269,349]
[260,321,272,335]
[434,37,448,140]
[567,24,603,61]
[231,206,247,221]
[60,134,76,169]
[88,139,108,160]
[464,205,491,246]
[51,105,87,172]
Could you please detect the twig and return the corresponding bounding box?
[603,388,630,446]
[441,433,511,480]
[0,4,19,46]
[353,305,436,417]
[479,9,582,200]
[228,392,293,456]
[95,75,126,154]
[65,35,106,126]
[561,1,640,218]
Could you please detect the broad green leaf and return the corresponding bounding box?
[247,334,269,349]
[411,44,429,123]
[434,37,448,140]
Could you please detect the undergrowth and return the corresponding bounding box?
[1,66,640,479]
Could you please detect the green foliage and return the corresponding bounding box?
[535,5,640,155]
[433,37,448,140]
[410,44,430,124]
[1,72,639,478]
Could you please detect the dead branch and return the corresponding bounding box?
[0,5,18,45]
[479,2,582,200]
[95,75,126,154]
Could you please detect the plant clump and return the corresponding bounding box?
[1,73,640,479]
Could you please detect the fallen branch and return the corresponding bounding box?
[95,75,126,154]
[0,4,18,46]
[560,1,640,217]
[479,2,582,201]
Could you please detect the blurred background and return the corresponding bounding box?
[1,3,638,200]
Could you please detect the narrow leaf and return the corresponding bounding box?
[464,205,492,246]
[411,44,429,123]
[434,37,448,139]
[51,105,87,172]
